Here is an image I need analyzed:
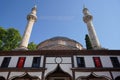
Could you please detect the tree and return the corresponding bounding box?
[0,27,22,51]
[85,34,93,50]
[28,42,37,50]
[0,27,6,50]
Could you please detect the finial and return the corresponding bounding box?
[83,4,86,9]
[32,5,37,12]
[32,5,37,9]
[34,5,37,8]
[83,4,88,13]
[83,4,88,10]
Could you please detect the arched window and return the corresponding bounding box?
[115,76,120,80]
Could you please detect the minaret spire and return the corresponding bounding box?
[83,7,101,49]
[19,5,37,50]
[83,4,86,9]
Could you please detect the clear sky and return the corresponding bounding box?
[0,0,120,49]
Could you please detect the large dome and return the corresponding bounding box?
[37,36,84,50]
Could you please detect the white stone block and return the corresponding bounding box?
[9,72,25,79]
[75,72,90,79]
[46,57,55,63]
[117,56,120,63]
[62,57,71,63]
[60,64,72,76]
[100,56,113,67]
[112,71,120,79]
[85,56,95,67]
[0,72,8,79]
[0,56,4,66]
[24,56,33,67]
[28,72,42,79]
[73,56,77,67]
[8,56,19,67]
[44,64,57,77]
[40,56,44,67]
[94,72,111,79]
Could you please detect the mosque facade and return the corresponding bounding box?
[0,5,120,80]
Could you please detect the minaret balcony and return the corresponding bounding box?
[27,14,37,21]
[83,15,93,23]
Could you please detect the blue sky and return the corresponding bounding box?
[0,0,120,49]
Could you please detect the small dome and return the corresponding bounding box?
[37,36,84,50]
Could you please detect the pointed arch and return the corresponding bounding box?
[10,72,40,80]
[45,64,58,78]
[45,64,72,80]
[0,76,5,80]
[76,72,111,80]
[115,76,120,80]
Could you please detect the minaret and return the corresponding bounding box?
[19,5,37,50]
[83,7,101,49]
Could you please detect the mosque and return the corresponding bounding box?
[0,4,120,80]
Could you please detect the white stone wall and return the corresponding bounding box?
[8,56,19,67]
[45,64,58,77]
[0,55,119,80]
[60,64,72,76]
[0,55,44,67]
[0,72,8,79]
[117,56,120,63]
[24,56,33,67]
[75,72,112,80]
[45,57,72,77]
[0,56,4,66]
[94,72,111,79]
[84,56,95,67]
[73,55,119,68]
[75,72,91,79]
[100,56,113,67]
[9,72,25,79]
[8,72,42,80]
[74,56,77,67]
[28,72,42,79]
[112,71,120,79]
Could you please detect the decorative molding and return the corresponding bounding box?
[0,68,46,72]
[71,68,120,72]
[10,72,40,80]
[76,72,111,80]
[0,50,120,56]
[55,57,63,64]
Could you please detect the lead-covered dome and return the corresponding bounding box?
[37,36,84,50]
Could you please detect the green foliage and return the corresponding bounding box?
[0,27,22,51]
[28,42,37,50]
[0,27,6,50]
[85,34,93,50]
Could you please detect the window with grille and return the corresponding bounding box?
[77,57,85,67]
[17,57,26,68]
[110,57,120,68]
[93,57,102,68]
[32,57,41,68]
[1,57,11,68]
